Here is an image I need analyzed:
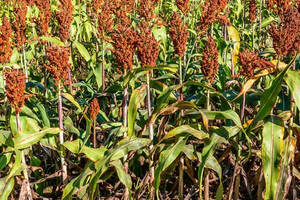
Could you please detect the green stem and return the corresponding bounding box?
[16,113,33,200]
[58,82,67,183]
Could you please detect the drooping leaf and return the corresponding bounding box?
[111,159,132,190]
[162,125,209,141]
[127,85,147,137]
[73,41,91,61]
[154,137,187,198]
[14,128,60,150]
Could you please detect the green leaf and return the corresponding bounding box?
[154,137,187,198]
[162,125,209,141]
[81,146,107,162]
[284,70,300,111]
[202,110,243,130]
[128,85,147,137]
[0,177,14,200]
[73,41,91,61]
[198,134,223,200]
[247,67,287,131]
[40,36,64,46]
[111,159,132,190]
[262,116,284,199]
[0,153,12,171]
[205,156,223,200]
[14,128,60,150]
[62,139,82,154]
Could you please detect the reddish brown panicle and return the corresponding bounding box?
[34,0,51,36]
[267,0,292,14]
[239,49,275,78]
[12,1,27,47]
[57,0,74,42]
[169,12,189,58]
[249,0,257,23]
[0,17,13,63]
[136,21,160,67]
[90,98,100,121]
[201,37,219,82]
[111,24,137,71]
[5,68,32,114]
[199,0,228,32]
[97,0,114,38]
[139,0,157,21]
[44,46,71,85]
[176,0,190,15]
[269,5,300,57]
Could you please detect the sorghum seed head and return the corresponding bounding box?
[5,68,33,114]
[239,49,275,78]
[201,37,219,82]
[90,98,100,121]
[44,46,71,85]
[169,12,189,58]
[0,17,13,63]
[136,21,160,67]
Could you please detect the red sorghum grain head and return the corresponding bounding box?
[169,12,189,58]
[267,0,292,14]
[57,0,74,42]
[34,0,51,36]
[201,37,219,82]
[239,49,275,78]
[90,98,100,121]
[269,5,300,57]
[12,1,27,47]
[97,0,114,38]
[4,68,32,114]
[217,15,231,26]
[111,23,137,71]
[198,0,228,32]
[0,17,13,63]
[44,46,71,85]
[249,0,257,23]
[176,0,189,15]
[139,0,157,21]
[136,21,160,67]
[111,0,135,25]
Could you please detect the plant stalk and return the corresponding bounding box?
[178,57,184,200]
[102,40,106,92]
[58,83,67,183]
[93,119,97,148]
[16,113,33,200]
[123,70,129,129]
[23,45,28,83]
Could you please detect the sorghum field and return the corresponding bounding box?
[0,0,299,199]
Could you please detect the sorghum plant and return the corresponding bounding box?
[4,68,33,200]
[44,45,71,183]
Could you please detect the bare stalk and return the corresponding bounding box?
[93,119,97,148]
[23,45,28,83]
[241,92,246,122]
[178,57,185,200]
[16,113,33,200]
[58,83,67,183]
[123,86,129,128]
[102,41,106,92]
